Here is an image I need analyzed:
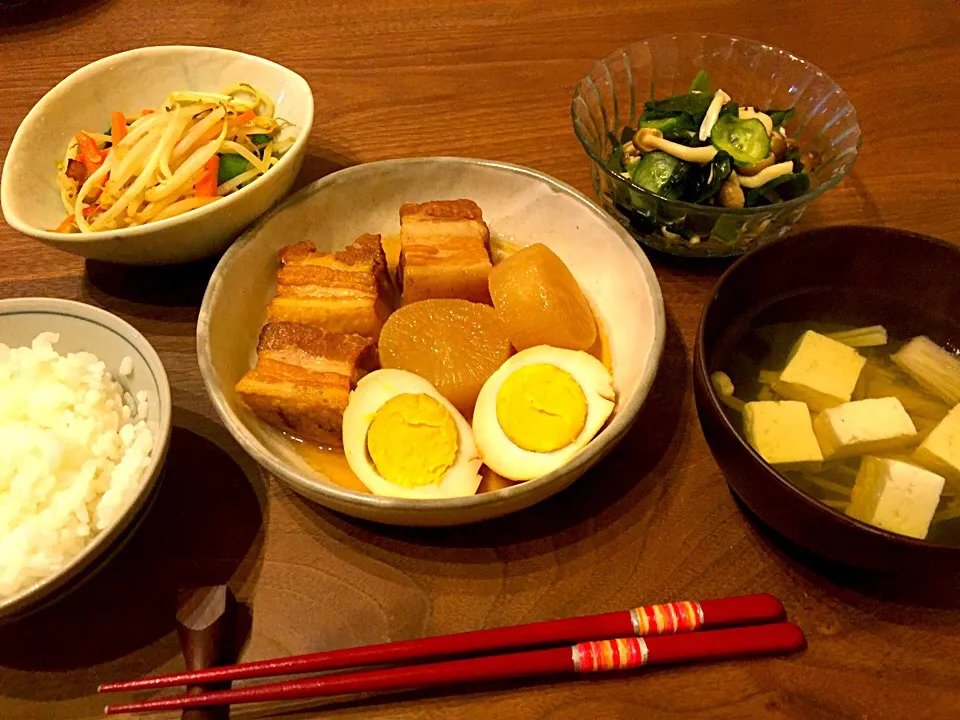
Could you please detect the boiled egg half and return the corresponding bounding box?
[342,369,483,499]
[472,346,615,481]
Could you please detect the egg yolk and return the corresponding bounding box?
[495,364,587,452]
[366,393,459,487]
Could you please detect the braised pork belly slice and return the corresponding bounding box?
[267,234,393,337]
[397,199,493,305]
[236,323,375,445]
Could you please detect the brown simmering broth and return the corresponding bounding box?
[290,437,519,495]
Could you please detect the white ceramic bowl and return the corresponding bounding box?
[0,298,172,620]
[0,46,313,265]
[198,157,665,526]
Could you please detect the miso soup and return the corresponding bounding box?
[716,319,960,544]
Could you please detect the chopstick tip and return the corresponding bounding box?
[787,622,807,651]
[765,621,806,654]
[755,593,787,621]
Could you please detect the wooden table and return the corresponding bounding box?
[1,1,959,718]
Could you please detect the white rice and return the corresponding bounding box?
[0,333,154,598]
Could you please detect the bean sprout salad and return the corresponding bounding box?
[55,84,293,233]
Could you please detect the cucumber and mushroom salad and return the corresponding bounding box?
[606,70,820,209]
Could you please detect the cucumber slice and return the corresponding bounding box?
[710,115,771,165]
[630,151,684,199]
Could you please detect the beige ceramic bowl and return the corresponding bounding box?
[0,46,313,265]
[0,298,172,620]
[198,157,665,526]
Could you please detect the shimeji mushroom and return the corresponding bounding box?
[632,128,718,164]
[738,154,776,177]
[719,173,745,208]
[699,89,732,141]
[736,161,795,189]
[770,132,788,160]
[801,150,823,173]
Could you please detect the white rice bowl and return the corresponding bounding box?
[0,333,154,598]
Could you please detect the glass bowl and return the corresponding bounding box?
[571,34,861,258]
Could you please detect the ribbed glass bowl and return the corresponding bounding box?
[572,34,861,258]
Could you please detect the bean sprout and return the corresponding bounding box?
[54,85,292,233]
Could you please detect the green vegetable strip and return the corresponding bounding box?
[688,69,712,94]
[217,153,251,185]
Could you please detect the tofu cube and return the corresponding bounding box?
[812,397,917,459]
[846,456,945,539]
[743,401,823,470]
[772,331,866,411]
[913,403,960,485]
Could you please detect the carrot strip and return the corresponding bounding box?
[55,204,97,232]
[197,123,224,145]
[75,132,108,175]
[194,155,220,197]
[196,110,258,144]
[76,132,102,163]
[55,215,77,233]
[111,112,128,143]
[229,110,257,128]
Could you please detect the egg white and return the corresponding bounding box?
[472,346,615,481]
[342,369,483,499]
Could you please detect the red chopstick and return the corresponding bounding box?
[99,593,782,693]
[104,622,805,715]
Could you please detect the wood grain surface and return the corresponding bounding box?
[1,1,959,718]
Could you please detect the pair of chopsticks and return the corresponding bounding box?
[100,593,802,715]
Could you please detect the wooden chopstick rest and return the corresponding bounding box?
[176,586,237,720]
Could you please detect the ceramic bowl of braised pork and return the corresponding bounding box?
[198,157,666,526]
